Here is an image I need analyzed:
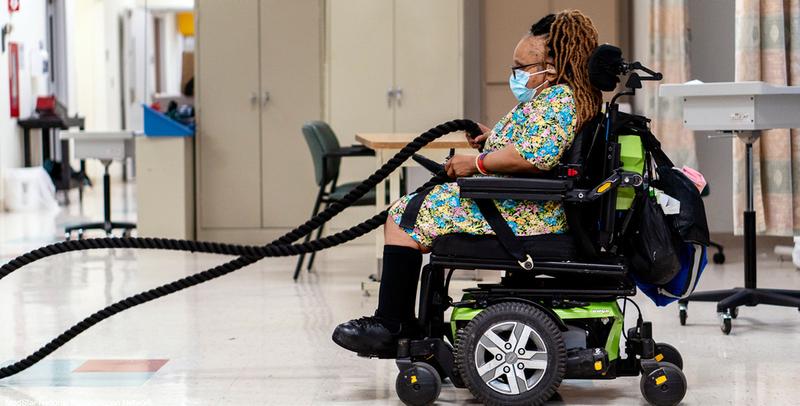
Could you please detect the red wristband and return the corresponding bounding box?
[476,152,490,175]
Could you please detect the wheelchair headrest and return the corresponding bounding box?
[589,44,664,93]
[588,44,624,91]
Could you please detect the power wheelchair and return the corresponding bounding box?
[390,47,688,406]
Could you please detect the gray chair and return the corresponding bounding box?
[294,121,376,280]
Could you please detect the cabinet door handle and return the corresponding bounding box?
[395,88,403,107]
[387,88,395,107]
[250,92,259,106]
[261,91,271,106]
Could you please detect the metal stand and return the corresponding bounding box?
[679,131,800,334]
[65,160,136,239]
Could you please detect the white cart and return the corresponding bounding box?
[60,131,137,239]
[660,81,800,334]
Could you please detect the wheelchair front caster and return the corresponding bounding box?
[678,303,687,326]
[396,362,441,406]
[654,343,683,370]
[640,362,687,406]
[719,312,732,335]
[712,252,725,264]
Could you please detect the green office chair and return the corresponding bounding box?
[294,121,376,280]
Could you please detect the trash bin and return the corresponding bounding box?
[3,167,59,212]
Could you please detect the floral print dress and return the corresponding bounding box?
[389,84,577,249]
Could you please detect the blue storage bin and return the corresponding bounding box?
[143,105,194,137]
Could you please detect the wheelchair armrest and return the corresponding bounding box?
[458,170,644,202]
[325,145,375,158]
[457,177,575,201]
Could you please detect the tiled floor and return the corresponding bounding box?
[0,182,799,405]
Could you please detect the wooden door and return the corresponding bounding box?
[196,0,262,229]
[394,0,464,132]
[259,0,322,228]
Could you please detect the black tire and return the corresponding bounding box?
[721,317,732,335]
[712,252,725,264]
[678,309,687,326]
[654,343,683,370]
[640,362,687,406]
[396,362,441,406]
[730,307,739,319]
[454,302,565,406]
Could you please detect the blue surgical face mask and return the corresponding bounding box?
[509,68,550,103]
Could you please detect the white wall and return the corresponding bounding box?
[0,1,48,202]
[65,1,186,178]
[157,12,184,95]
[69,3,186,133]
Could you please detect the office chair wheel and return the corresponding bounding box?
[654,343,683,370]
[122,229,133,238]
[678,303,687,326]
[396,362,441,406]
[712,252,725,264]
[640,362,687,406]
[729,307,738,319]
[454,302,565,406]
[77,230,85,241]
[719,312,732,335]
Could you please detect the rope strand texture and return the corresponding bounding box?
[0,119,480,379]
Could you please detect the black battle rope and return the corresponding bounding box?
[0,119,480,379]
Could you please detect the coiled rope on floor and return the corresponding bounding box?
[0,119,480,379]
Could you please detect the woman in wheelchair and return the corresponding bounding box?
[333,10,603,358]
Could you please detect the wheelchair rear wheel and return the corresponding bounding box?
[454,302,565,406]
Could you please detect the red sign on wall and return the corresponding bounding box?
[9,42,19,118]
[8,0,19,13]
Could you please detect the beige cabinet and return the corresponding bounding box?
[136,136,195,239]
[258,0,321,228]
[196,0,322,243]
[196,0,262,230]
[324,0,466,232]
[327,0,464,144]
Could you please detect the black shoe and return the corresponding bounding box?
[332,316,418,358]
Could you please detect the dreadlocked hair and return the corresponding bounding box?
[537,10,602,129]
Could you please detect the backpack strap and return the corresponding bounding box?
[641,129,674,169]
[474,198,534,270]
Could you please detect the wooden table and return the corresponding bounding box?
[355,132,471,293]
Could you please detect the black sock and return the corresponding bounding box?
[375,245,423,325]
